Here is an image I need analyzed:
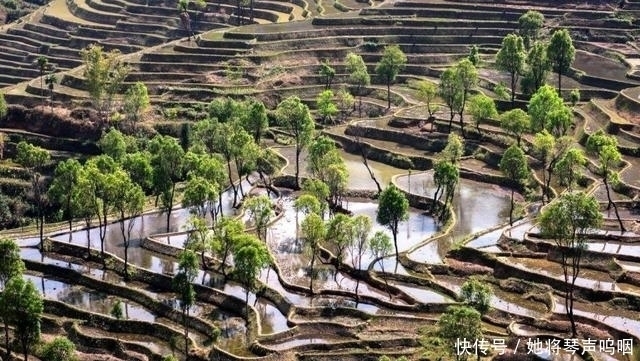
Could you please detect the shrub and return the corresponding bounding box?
[40,336,77,361]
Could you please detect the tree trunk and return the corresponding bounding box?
[379,260,391,300]
[541,161,547,204]
[509,188,514,226]
[250,0,254,21]
[360,147,382,194]
[604,177,626,233]
[510,71,516,106]
[309,252,315,294]
[295,146,301,189]
[166,182,176,232]
[120,219,130,280]
[226,159,237,207]
[392,225,399,259]
[184,308,189,357]
[558,71,562,96]
[387,80,391,109]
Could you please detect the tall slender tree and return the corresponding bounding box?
[275,96,315,189]
[15,142,50,247]
[301,212,325,294]
[495,34,526,105]
[375,45,407,109]
[547,29,576,96]
[150,135,185,232]
[500,145,529,225]
[345,52,370,117]
[376,184,409,259]
[37,56,48,108]
[172,250,198,356]
[48,159,82,236]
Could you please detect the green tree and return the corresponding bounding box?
[149,135,185,232]
[301,179,330,219]
[172,250,198,356]
[123,82,150,125]
[183,176,218,221]
[239,99,268,144]
[294,194,322,217]
[121,151,154,194]
[518,10,544,49]
[316,89,338,124]
[0,238,24,290]
[15,141,50,247]
[376,184,409,259]
[521,41,550,96]
[0,277,43,361]
[439,67,463,132]
[0,93,7,119]
[37,56,48,108]
[230,126,259,202]
[73,168,98,255]
[432,160,459,218]
[45,73,58,110]
[532,130,556,203]
[307,136,341,181]
[528,84,564,133]
[319,59,335,90]
[538,191,602,336]
[547,104,573,137]
[441,132,465,164]
[467,45,480,67]
[84,155,120,259]
[369,231,392,298]
[256,148,281,190]
[460,277,492,315]
[570,88,580,107]
[112,172,145,280]
[212,217,244,276]
[301,212,325,293]
[495,33,526,105]
[349,215,371,300]
[468,93,498,133]
[276,96,315,189]
[40,336,77,361]
[184,215,213,271]
[79,44,129,123]
[48,159,82,235]
[453,59,478,137]
[345,52,370,117]
[501,108,530,146]
[110,299,124,320]
[415,80,439,129]
[437,306,483,361]
[375,45,407,109]
[499,144,529,225]
[335,86,355,122]
[99,128,127,160]
[586,130,625,232]
[554,147,586,191]
[547,29,576,95]
[326,213,354,281]
[232,234,271,313]
[244,194,273,241]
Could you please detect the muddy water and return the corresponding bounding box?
[395,171,512,260]
[340,150,404,190]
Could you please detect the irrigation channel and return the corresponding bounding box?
[15,152,640,359]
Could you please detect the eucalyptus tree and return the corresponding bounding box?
[123,82,150,126]
[84,155,119,259]
[375,44,407,109]
[554,147,586,191]
[276,96,315,188]
[37,56,48,107]
[244,194,274,241]
[307,135,342,181]
[415,80,439,129]
[533,129,555,203]
[345,52,370,117]
[233,126,261,199]
[185,216,213,271]
[326,213,355,281]
[501,108,530,146]
[468,93,498,133]
[48,159,82,235]
[521,41,550,96]
[6,278,43,361]
[80,44,129,123]
[500,145,529,226]
[495,33,526,105]
[232,234,271,313]
[172,250,198,356]
[112,171,145,280]
[239,99,268,144]
[518,10,544,49]
[538,191,602,336]
[73,169,98,255]
[149,135,185,232]
[369,231,393,298]
[319,59,336,90]
[15,141,50,247]
[316,90,338,124]
[586,130,625,232]
[301,179,330,219]
[301,212,325,293]
[528,84,565,133]
[0,238,24,291]
[453,59,478,137]
[350,215,372,300]
[439,67,462,132]
[212,217,244,276]
[547,29,576,95]
[376,184,409,259]
[432,160,459,218]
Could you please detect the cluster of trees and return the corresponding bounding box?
[497,11,576,100]
[432,133,464,218]
[315,44,408,123]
